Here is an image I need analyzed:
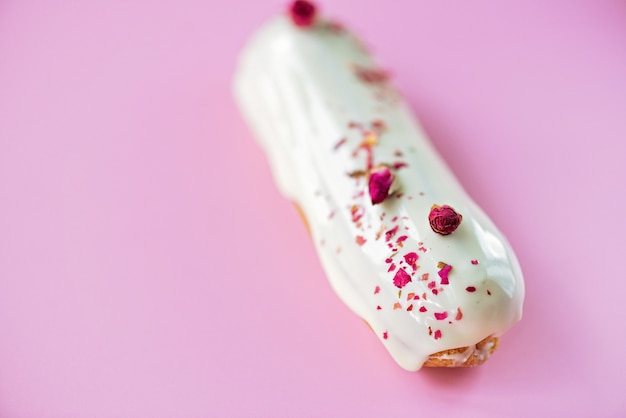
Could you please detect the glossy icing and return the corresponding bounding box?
[233,14,524,371]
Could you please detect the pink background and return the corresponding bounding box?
[1,0,625,416]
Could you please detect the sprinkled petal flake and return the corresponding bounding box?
[350,205,365,223]
[396,235,408,244]
[434,312,448,320]
[385,225,399,242]
[455,308,463,321]
[353,64,390,84]
[403,252,418,270]
[333,137,347,150]
[393,268,411,288]
[438,264,452,285]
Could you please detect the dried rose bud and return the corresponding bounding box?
[288,0,317,27]
[429,205,463,235]
[368,165,396,205]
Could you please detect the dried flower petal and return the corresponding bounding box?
[368,166,396,205]
[393,268,411,288]
[385,225,399,242]
[455,308,463,321]
[438,264,452,285]
[428,204,463,235]
[434,312,448,320]
[350,205,365,223]
[403,252,419,271]
[288,0,317,27]
[333,137,347,150]
[434,330,442,340]
[353,64,390,84]
[371,119,386,131]
[396,235,408,244]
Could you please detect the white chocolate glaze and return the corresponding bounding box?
[233,14,524,371]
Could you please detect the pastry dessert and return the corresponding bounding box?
[233,1,524,371]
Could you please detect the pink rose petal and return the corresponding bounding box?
[333,137,347,150]
[350,205,365,223]
[385,225,399,242]
[455,308,463,321]
[403,252,418,270]
[434,312,448,320]
[393,268,411,288]
[354,65,390,84]
[438,264,452,285]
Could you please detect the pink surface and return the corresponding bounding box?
[1,0,625,416]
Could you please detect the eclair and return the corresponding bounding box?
[233,1,524,371]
